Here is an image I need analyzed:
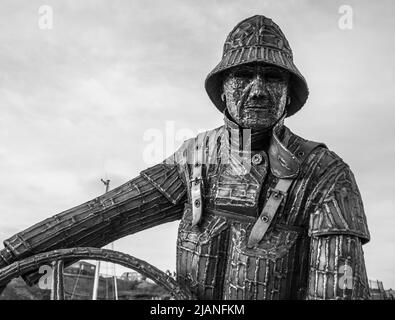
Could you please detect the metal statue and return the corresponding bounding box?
[0,15,370,299]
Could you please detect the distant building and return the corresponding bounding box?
[369,279,387,300]
[121,271,144,282]
[385,289,395,300]
[65,261,96,276]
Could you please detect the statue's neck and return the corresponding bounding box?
[223,110,281,151]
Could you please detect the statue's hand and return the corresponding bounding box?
[0,247,14,270]
[0,247,39,295]
[0,248,11,296]
[0,250,9,269]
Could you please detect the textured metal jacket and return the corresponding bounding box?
[0,117,370,300]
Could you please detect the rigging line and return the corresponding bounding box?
[70,264,83,300]
[92,178,110,300]
[99,178,118,300]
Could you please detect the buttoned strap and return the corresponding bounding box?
[247,139,326,248]
[191,133,206,226]
[247,178,293,248]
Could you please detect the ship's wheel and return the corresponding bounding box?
[0,247,193,300]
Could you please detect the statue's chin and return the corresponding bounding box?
[238,117,277,131]
[227,107,279,131]
[235,108,278,129]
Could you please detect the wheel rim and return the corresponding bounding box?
[0,247,193,300]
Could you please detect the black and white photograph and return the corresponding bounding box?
[0,0,394,308]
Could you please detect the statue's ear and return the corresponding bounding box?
[221,91,226,102]
[220,73,229,104]
[286,95,291,106]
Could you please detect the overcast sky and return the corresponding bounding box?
[1,0,395,289]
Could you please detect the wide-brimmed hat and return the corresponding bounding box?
[205,15,308,117]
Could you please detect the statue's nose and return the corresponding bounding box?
[249,74,266,98]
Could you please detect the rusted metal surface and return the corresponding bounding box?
[1,167,186,267]
[205,15,309,117]
[174,119,370,299]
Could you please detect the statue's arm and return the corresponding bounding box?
[0,162,187,268]
[306,163,370,300]
[307,234,369,300]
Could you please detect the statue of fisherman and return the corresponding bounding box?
[0,15,370,299]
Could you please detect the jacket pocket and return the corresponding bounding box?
[176,203,229,298]
[230,222,302,261]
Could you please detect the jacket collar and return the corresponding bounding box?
[223,112,300,179]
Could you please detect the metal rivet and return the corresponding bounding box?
[194,199,201,208]
[252,153,263,165]
[261,215,269,223]
[273,193,280,199]
[297,151,305,157]
[195,162,200,167]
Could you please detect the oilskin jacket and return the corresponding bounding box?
[0,116,370,300]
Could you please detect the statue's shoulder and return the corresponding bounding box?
[185,126,224,148]
[168,126,224,165]
[286,129,370,243]
[283,126,348,175]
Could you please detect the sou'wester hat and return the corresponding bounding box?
[205,15,309,117]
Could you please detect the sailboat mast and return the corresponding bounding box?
[92,179,111,300]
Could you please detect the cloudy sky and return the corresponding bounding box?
[1,0,395,289]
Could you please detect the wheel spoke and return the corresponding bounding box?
[51,260,65,300]
[0,247,194,300]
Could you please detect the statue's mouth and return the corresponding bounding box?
[245,100,271,110]
[244,96,272,109]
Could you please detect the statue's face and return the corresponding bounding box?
[222,64,290,130]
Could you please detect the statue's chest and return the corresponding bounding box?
[176,205,305,299]
[204,150,271,217]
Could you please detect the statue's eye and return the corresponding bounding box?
[265,70,287,82]
[232,70,254,79]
